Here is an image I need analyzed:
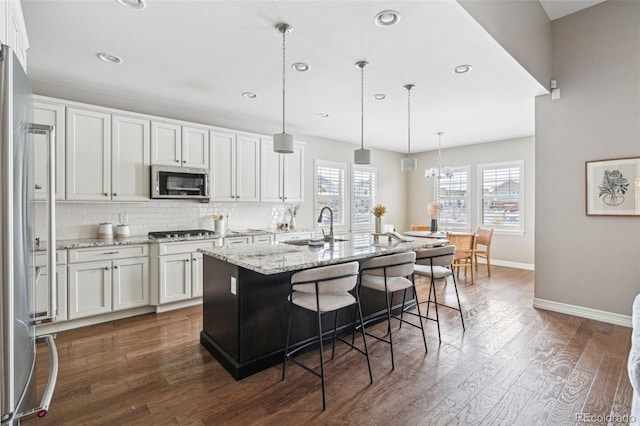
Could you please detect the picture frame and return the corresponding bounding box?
[585,156,640,216]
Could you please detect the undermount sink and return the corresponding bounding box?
[281,238,349,246]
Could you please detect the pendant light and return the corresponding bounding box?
[273,23,294,154]
[354,60,371,164]
[425,131,453,179]
[401,84,417,172]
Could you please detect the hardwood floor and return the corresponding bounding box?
[25,266,633,425]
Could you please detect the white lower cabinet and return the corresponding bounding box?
[150,240,219,305]
[35,250,68,323]
[68,245,149,320]
[275,232,313,242]
[223,233,275,246]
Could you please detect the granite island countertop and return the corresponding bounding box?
[200,238,447,275]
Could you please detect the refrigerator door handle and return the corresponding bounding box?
[16,335,59,420]
[29,123,57,322]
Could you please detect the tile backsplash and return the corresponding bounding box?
[36,201,296,240]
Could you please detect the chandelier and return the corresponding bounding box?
[425,131,453,179]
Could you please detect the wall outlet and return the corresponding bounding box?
[230,276,237,295]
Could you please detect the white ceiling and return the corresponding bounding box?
[21,0,551,153]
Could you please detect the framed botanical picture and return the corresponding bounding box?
[586,157,640,216]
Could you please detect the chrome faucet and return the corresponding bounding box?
[317,206,334,243]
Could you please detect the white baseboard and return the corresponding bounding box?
[533,298,632,328]
[476,258,535,271]
[155,297,202,313]
[36,306,156,335]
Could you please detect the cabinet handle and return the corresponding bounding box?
[104,266,110,270]
[114,265,119,269]
[236,195,240,199]
[192,258,197,262]
[182,160,186,163]
[175,160,180,163]
[103,251,119,255]
[185,258,190,262]
[104,192,109,196]
[113,193,118,197]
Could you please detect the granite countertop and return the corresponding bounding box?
[200,238,446,275]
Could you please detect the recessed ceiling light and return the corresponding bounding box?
[374,10,401,27]
[373,94,386,100]
[291,62,310,72]
[453,64,473,74]
[116,0,147,10]
[242,91,258,99]
[317,113,330,118]
[97,52,123,64]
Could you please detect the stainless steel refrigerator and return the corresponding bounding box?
[1,44,58,425]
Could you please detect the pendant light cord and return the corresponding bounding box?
[281,29,287,134]
[407,87,411,156]
[437,131,443,176]
[360,65,364,150]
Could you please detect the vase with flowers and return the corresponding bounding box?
[287,204,300,230]
[372,204,387,233]
[428,202,440,233]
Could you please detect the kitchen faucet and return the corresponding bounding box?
[317,206,334,243]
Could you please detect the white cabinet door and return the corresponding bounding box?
[68,260,112,319]
[112,257,149,311]
[236,134,260,202]
[32,99,65,200]
[224,236,251,246]
[253,234,274,244]
[210,130,236,202]
[191,252,203,297]
[66,107,111,201]
[34,264,68,323]
[6,0,28,71]
[283,143,304,203]
[151,121,182,166]
[112,115,150,201]
[260,138,284,202]
[182,126,209,169]
[158,253,192,303]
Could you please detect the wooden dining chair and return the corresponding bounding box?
[410,225,430,231]
[446,232,476,285]
[474,227,494,276]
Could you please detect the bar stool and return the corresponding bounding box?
[411,245,465,343]
[282,261,372,411]
[356,251,427,369]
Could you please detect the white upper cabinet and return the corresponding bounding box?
[3,0,29,71]
[32,98,65,200]
[111,114,151,201]
[182,126,209,169]
[260,138,304,203]
[67,106,150,202]
[66,107,112,201]
[151,121,181,166]
[151,121,209,169]
[210,131,259,202]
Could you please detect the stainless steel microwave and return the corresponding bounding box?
[150,165,210,200]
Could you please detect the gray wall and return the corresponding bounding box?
[458,0,552,91]
[406,136,535,267]
[535,1,640,315]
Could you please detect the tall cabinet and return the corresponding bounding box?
[260,139,304,203]
[210,131,260,202]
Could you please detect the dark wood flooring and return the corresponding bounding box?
[25,265,633,425]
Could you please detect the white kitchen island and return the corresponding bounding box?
[199,237,445,379]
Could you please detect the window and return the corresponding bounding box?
[351,165,377,231]
[437,166,470,230]
[314,160,346,230]
[478,161,524,233]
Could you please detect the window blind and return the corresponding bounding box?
[352,167,376,229]
[480,162,522,229]
[316,162,346,226]
[438,166,470,228]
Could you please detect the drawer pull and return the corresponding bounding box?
[104,266,110,270]
[103,251,119,255]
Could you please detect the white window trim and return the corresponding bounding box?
[350,164,377,232]
[477,160,524,235]
[435,165,472,232]
[314,159,348,233]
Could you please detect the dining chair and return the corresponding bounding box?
[410,225,430,231]
[282,261,372,410]
[446,232,476,285]
[474,227,494,276]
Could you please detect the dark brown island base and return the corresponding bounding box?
[199,237,446,380]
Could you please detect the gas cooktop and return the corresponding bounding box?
[148,229,216,239]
